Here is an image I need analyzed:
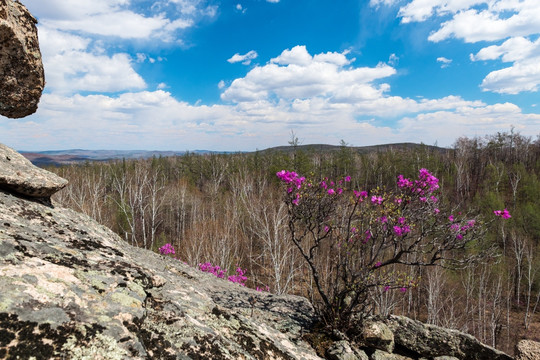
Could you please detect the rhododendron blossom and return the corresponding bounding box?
[493,208,511,219]
[159,243,175,255]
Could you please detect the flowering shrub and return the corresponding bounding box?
[278,169,508,331]
[199,262,226,279]
[159,243,175,255]
[158,243,251,287]
[199,263,248,286]
[227,267,248,286]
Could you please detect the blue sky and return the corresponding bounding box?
[3,0,540,151]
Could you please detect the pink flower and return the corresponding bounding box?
[371,195,383,205]
[375,261,382,268]
[363,230,372,243]
[400,287,407,293]
[494,209,511,219]
[394,225,410,237]
[397,175,413,188]
[345,176,351,182]
[434,208,440,214]
[448,215,454,222]
[159,243,176,255]
[384,286,390,292]
[328,189,335,195]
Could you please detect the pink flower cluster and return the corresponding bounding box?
[199,262,226,278]
[393,225,411,237]
[159,243,175,255]
[494,208,511,219]
[227,267,248,286]
[354,190,368,200]
[371,195,384,205]
[397,169,439,196]
[276,170,305,189]
[450,219,476,240]
[199,262,248,286]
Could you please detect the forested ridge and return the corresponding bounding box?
[48,130,540,355]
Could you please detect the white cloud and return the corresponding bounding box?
[388,53,399,66]
[471,37,540,62]
[38,27,145,94]
[395,0,540,43]
[470,37,540,93]
[392,1,540,94]
[222,46,395,106]
[20,0,213,95]
[23,0,215,40]
[2,90,538,151]
[437,56,452,68]
[370,0,400,8]
[227,50,259,65]
[479,60,540,94]
[266,0,280,3]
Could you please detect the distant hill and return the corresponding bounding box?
[21,149,206,166]
[259,142,450,154]
[21,143,450,166]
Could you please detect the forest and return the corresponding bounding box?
[47,130,540,355]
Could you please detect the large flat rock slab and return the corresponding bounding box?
[0,188,321,359]
[0,143,67,197]
[0,0,44,118]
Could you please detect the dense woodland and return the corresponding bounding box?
[48,130,540,355]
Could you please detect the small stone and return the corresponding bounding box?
[515,339,540,360]
[0,143,68,197]
[326,340,368,360]
[360,320,395,353]
[0,0,45,118]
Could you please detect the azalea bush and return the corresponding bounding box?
[277,169,508,331]
[159,243,249,287]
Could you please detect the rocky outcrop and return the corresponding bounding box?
[0,0,44,118]
[378,315,513,360]
[0,178,320,359]
[515,340,540,360]
[0,143,67,198]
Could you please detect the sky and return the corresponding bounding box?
[2,0,540,151]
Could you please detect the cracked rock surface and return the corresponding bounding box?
[0,185,320,359]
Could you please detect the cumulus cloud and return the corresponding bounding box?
[392,0,540,94]
[470,37,540,93]
[222,46,395,106]
[227,50,258,65]
[38,27,145,94]
[24,0,214,40]
[21,0,215,95]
